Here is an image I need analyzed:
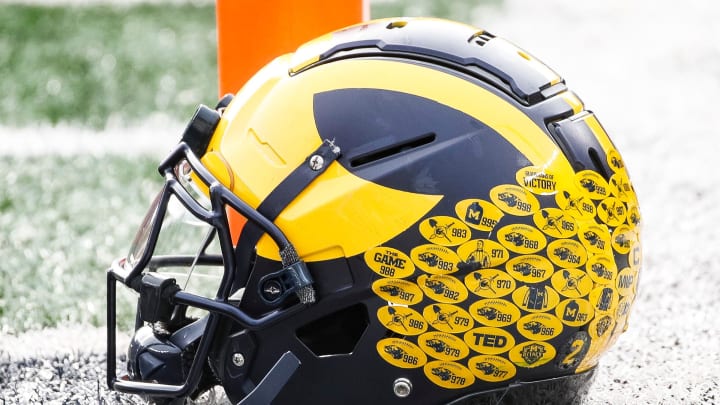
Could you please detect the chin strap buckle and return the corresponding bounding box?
[258,246,315,305]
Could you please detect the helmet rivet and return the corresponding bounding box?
[393,378,412,398]
[232,353,245,367]
[309,155,324,171]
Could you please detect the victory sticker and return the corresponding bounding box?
[509,341,556,368]
[456,239,509,271]
[417,274,468,304]
[364,247,414,278]
[505,255,554,284]
[411,244,460,275]
[454,199,504,231]
[554,298,594,327]
[516,166,558,195]
[372,279,423,305]
[419,216,471,246]
[464,269,516,299]
[469,299,521,327]
[551,268,593,298]
[575,170,610,200]
[468,355,517,382]
[377,305,428,336]
[463,326,515,355]
[418,331,470,361]
[489,184,540,216]
[517,313,564,341]
[512,285,560,313]
[533,208,578,239]
[497,224,547,254]
[547,239,588,268]
[423,303,474,334]
[377,338,427,369]
[424,361,475,389]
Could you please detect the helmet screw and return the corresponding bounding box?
[232,353,245,368]
[309,155,324,171]
[393,378,412,398]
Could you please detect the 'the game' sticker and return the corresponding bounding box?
[377,305,428,336]
[377,338,427,369]
[468,354,517,382]
[411,244,460,275]
[419,216,471,246]
[364,247,414,278]
[424,361,475,389]
[454,199,504,231]
[489,184,540,216]
[516,166,559,195]
[509,341,556,368]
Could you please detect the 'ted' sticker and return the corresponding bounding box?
[364,247,414,278]
[497,224,547,254]
[424,361,475,389]
[509,341,556,368]
[468,355,517,382]
[423,304,474,334]
[377,338,427,369]
[410,244,460,275]
[575,170,610,200]
[417,274,468,304]
[463,326,515,355]
[505,255,554,284]
[464,269,516,299]
[489,185,540,216]
[516,166,558,195]
[372,279,423,305]
[417,331,470,361]
[454,199,504,231]
[419,216,471,246]
[377,305,428,336]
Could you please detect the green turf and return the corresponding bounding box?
[0,155,162,333]
[0,3,218,128]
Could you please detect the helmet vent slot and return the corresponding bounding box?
[349,132,436,167]
[468,31,495,46]
[296,304,369,356]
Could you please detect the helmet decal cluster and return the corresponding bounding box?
[366,149,641,390]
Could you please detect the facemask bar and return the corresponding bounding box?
[106,142,311,398]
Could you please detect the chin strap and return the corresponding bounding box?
[237,351,301,405]
[258,245,315,305]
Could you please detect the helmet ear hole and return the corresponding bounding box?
[296,304,369,356]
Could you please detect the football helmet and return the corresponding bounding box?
[106,17,642,404]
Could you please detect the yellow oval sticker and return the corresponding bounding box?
[512,285,560,313]
[422,303,474,334]
[611,224,635,254]
[597,197,627,227]
[469,299,521,327]
[516,166,559,195]
[575,170,610,200]
[418,331,470,361]
[497,224,547,254]
[533,208,578,239]
[509,341,556,368]
[547,239,588,268]
[578,223,612,255]
[589,314,615,340]
[555,188,596,220]
[589,285,619,315]
[377,305,428,336]
[364,247,414,278]
[555,298,594,327]
[505,255,554,284]
[456,239,509,271]
[489,184,540,216]
[424,361,475,389]
[517,313,564,341]
[551,268,593,298]
[464,269,516,299]
[419,216,471,246]
[372,279,423,305]
[463,326,515,355]
[410,244,460,275]
[417,274,468,304]
[609,172,633,203]
[377,338,427,369]
[615,267,637,297]
[454,199,504,231]
[586,254,618,285]
[606,149,625,173]
[468,354,517,382]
